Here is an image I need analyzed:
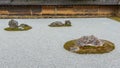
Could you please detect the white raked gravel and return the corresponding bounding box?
[0,18,120,68]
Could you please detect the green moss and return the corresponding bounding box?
[4,26,32,31]
[64,24,72,26]
[109,17,120,22]
[64,40,115,54]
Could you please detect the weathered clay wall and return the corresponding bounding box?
[42,5,117,16]
[0,5,118,17]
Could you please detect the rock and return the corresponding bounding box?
[18,26,24,30]
[8,19,18,28]
[70,46,80,52]
[18,24,30,30]
[19,24,29,27]
[49,21,64,26]
[65,20,71,26]
[76,35,104,46]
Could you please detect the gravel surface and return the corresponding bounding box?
[0,18,120,68]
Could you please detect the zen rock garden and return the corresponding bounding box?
[48,20,72,27]
[4,19,32,31]
[64,35,115,54]
[0,18,119,68]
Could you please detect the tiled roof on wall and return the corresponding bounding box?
[0,0,119,5]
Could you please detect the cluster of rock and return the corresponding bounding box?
[49,20,71,27]
[8,19,29,30]
[69,35,104,52]
[76,35,104,46]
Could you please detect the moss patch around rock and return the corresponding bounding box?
[48,24,72,27]
[109,17,120,22]
[64,40,115,54]
[4,26,32,31]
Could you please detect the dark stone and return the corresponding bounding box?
[65,20,71,26]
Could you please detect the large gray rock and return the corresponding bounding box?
[76,35,104,46]
[49,21,64,26]
[8,19,18,28]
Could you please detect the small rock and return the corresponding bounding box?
[65,20,71,26]
[19,24,29,27]
[70,46,80,52]
[18,26,24,30]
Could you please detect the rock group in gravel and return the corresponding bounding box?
[76,35,104,46]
